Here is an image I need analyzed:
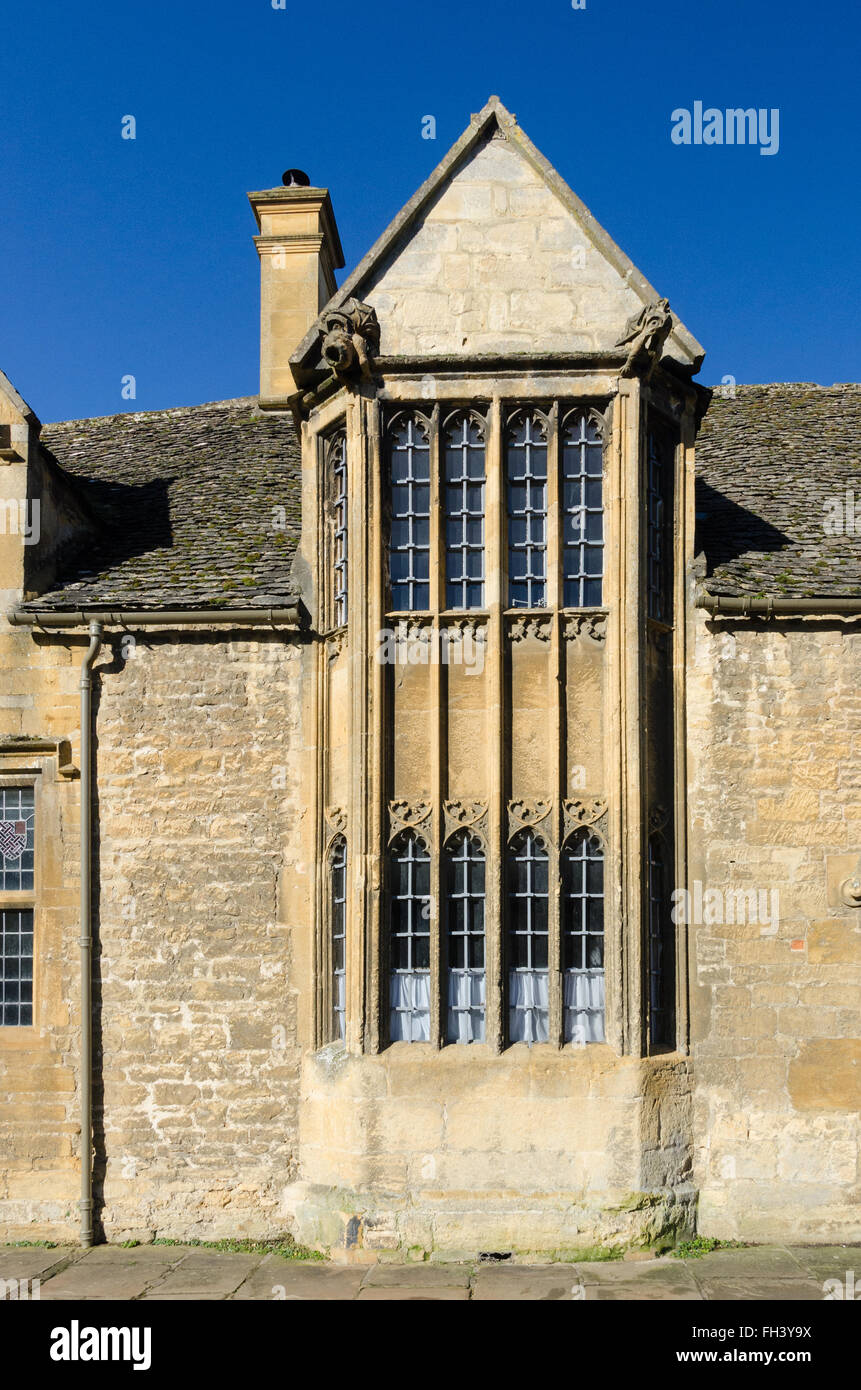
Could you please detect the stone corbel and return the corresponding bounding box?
[508,615,551,643]
[564,612,607,643]
[321,298,381,382]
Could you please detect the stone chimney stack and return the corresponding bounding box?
[248,175,344,404]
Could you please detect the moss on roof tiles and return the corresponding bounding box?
[27,397,302,610]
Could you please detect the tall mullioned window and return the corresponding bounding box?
[388,413,431,611]
[330,837,347,1041]
[507,829,549,1043]
[0,786,35,1027]
[562,410,604,607]
[389,831,431,1042]
[648,834,674,1046]
[647,425,674,623]
[444,412,485,609]
[445,831,486,1043]
[328,430,348,628]
[506,410,548,608]
[562,830,605,1043]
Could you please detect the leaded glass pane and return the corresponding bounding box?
[0,787,35,892]
[1,908,34,1026]
[446,832,486,1042]
[562,831,605,1043]
[387,415,431,611]
[331,837,347,1041]
[506,412,548,609]
[444,413,486,610]
[389,832,431,1041]
[562,411,604,608]
[508,830,550,1042]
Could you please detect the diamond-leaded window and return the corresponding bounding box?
[0,786,34,892]
[1,908,33,1026]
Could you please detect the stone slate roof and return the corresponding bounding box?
[29,398,301,610]
[696,383,861,598]
[22,381,861,611]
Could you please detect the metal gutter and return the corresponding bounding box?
[7,606,301,629]
[699,594,861,617]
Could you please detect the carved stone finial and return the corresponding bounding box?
[321,298,381,380]
[615,298,674,378]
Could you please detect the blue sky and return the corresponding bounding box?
[2,0,858,422]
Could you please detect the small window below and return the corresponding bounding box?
[389,831,431,1042]
[507,829,549,1043]
[1,908,33,1026]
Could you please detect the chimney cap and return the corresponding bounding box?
[282,168,311,187]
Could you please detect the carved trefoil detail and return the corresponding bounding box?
[388,799,432,850]
[507,799,552,847]
[508,615,551,644]
[443,799,488,846]
[563,795,608,844]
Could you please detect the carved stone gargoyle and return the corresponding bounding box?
[321,298,381,381]
[615,297,674,377]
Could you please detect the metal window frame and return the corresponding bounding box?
[560,408,605,608]
[505,408,549,609]
[442,411,486,611]
[388,830,432,1042]
[506,828,550,1040]
[386,411,432,613]
[444,829,486,1043]
[330,835,347,1042]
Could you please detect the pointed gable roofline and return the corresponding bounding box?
[290,95,705,384]
[0,368,41,429]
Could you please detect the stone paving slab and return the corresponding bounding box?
[2,1243,858,1300]
[692,1277,827,1301]
[786,1246,860,1279]
[232,1257,365,1301]
[0,1246,80,1280]
[471,1264,584,1300]
[363,1263,472,1287]
[356,1286,469,1300]
[145,1251,261,1297]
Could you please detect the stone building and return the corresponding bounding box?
[0,97,858,1257]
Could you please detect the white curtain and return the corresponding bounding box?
[564,969,605,1044]
[389,970,431,1042]
[508,970,550,1043]
[447,969,485,1043]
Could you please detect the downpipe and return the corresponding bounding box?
[79,621,103,1247]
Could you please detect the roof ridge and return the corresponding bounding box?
[43,396,259,429]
